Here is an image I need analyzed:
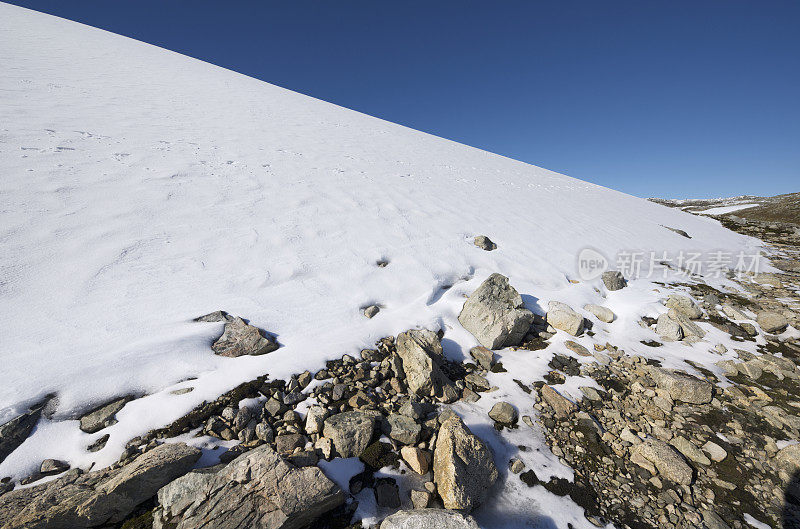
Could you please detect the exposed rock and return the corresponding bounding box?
[667,308,706,339]
[546,301,584,336]
[394,329,450,397]
[305,406,327,435]
[400,446,431,475]
[433,415,498,511]
[488,402,518,425]
[382,414,421,445]
[583,304,615,323]
[648,368,713,404]
[702,441,728,462]
[665,295,703,319]
[458,274,534,349]
[275,433,305,455]
[211,316,279,357]
[757,311,789,333]
[323,411,377,458]
[564,340,592,357]
[0,443,200,528]
[631,438,693,485]
[509,458,525,474]
[721,304,748,321]
[655,313,683,341]
[410,489,432,509]
[469,346,495,370]
[669,435,710,466]
[79,397,130,434]
[380,509,480,529]
[40,459,69,476]
[601,270,626,291]
[473,235,497,251]
[155,444,344,529]
[0,406,42,465]
[374,477,401,508]
[364,305,380,319]
[194,310,233,322]
[540,384,577,418]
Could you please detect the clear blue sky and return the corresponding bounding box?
[7,1,799,198]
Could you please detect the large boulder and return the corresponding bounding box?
[380,509,480,529]
[0,406,42,465]
[665,295,703,319]
[323,411,377,458]
[382,414,421,445]
[666,309,706,340]
[647,368,713,404]
[394,329,452,398]
[655,313,683,341]
[458,274,534,349]
[546,301,584,336]
[0,442,201,529]
[757,311,789,334]
[155,444,344,529]
[433,415,498,512]
[211,316,279,357]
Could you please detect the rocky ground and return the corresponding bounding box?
[2,224,800,529]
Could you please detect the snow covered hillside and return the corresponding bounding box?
[0,4,773,528]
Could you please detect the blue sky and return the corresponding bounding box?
[7,1,799,198]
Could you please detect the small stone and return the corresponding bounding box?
[564,340,591,356]
[211,317,278,357]
[665,295,703,319]
[648,367,713,404]
[380,509,480,529]
[79,397,128,434]
[583,304,615,323]
[383,414,422,445]
[458,274,534,349]
[473,235,497,251]
[323,411,377,458]
[631,438,693,485]
[601,270,626,291]
[509,458,525,474]
[364,305,380,319]
[401,446,431,475]
[374,477,400,508]
[469,346,495,370]
[410,489,432,509]
[540,385,577,418]
[669,435,710,466]
[488,402,518,425]
[702,441,728,462]
[655,313,683,341]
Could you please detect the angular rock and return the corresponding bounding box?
[305,406,327,435]
[667,308,706,339]
[669,436,710,466]
[665,295,703,319]
[458,274,534,349]
[0,407,42,465]
[323,411,377,458]
[488,402,518,425]
[410,489,432,509]
[648,368,713,404]
[401,446,431,475]
[0,443,200,528]
[721,304,748,321]
[211,316,279,357]
[546,301,584,336]
[194,310,233,322]
[364,305,380,319]
[469,346,495,370]
[655,313,683,341]
[583,304,615,323]
[757,311,789,333]
[433,415,498,512]
[40,459,69,476]
[473,235,497,251]
[374,477,400,508]
[631,438,693,485]
[394,329,450,397]
[702,441,728,462]
[155,444,344,529]
[380,509,480,529]
[540,384,577,418]
[564,340,591,357]
[601,270,626,291]
[382,414,421,445]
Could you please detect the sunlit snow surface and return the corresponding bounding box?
[0,4,770,527]
[697,204,759,215]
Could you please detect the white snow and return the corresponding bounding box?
[697,203,759,215]
[0,4,768,527]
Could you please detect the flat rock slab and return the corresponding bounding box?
[0,442,200,529]
[381,509,480,529]
[0,406,42,465]
[211,316,279,357]
[648,367,713,404]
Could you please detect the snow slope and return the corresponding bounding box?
[0,4,765,527]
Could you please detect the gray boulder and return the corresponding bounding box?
[79,397,129,433]
[648,368,713,404]
[473,235,497,251]
[0,406,42,465]
[382,414,421,445]
[0,443,200,529]
[667,308,706,339]
[469,346,495,370]
[488,402,518,425]
[601,270,626,291]
[631,438,693,485]
[323,411,377,458]
[380,509,480,529]
[655,313,683,341]
[394,329,452,398]
[212,317,279,357]
[546,301,584,336]
[458,274,534,349]
[583,304,615,323]
[665,295,703,319]
[433,415,498,512]
[155,444,344,529]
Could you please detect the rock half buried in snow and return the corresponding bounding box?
[211,316,279,357]
[601,270,626,291]
[0,406,42,465]
[546,301,584,336]
[155,444,344,529]
[665,295,703,319]
[79,396,130,433]
[473,235,497,251]
[380,509,480,529]
[583,304,615,323]
[458,274,534,349]
[655,313,683,341]
[0,442,200,529]
[433,415,498,512]
[395,329,453,398]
